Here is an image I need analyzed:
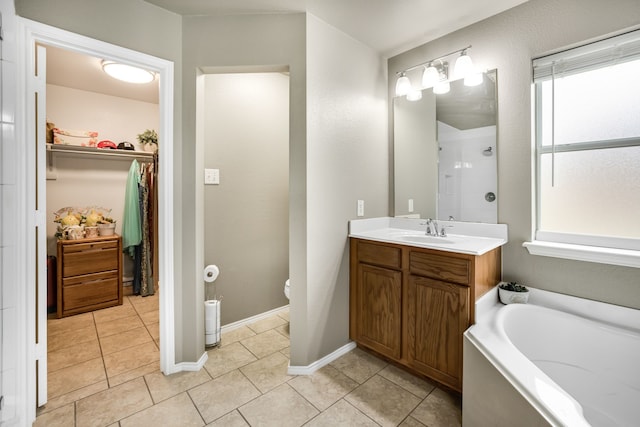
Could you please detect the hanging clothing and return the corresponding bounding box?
[124,159,156,296]
[122,159,142,257]
[139,168,154,296]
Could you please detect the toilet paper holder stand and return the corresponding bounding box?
[204,264,221,348]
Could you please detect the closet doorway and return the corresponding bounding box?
[20,20,176,411]
[44,42,161,401]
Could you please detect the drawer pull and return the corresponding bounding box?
[82,278,109,285]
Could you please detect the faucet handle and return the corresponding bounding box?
[440,225,453,237]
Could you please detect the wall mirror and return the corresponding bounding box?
[393,69,497,223]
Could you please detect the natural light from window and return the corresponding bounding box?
[537,58,640,242]
[527,29,640,268]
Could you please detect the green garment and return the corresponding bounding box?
[122,159,141,256]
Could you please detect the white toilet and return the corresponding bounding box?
[284,279,291,300]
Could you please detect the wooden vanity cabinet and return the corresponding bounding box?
[349,240,403,360]
[350,237,501,392]
[56,235,123,318]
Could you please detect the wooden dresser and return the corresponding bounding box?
[56,235,123,318]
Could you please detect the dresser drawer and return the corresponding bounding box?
[409,251,470,285]
[56,235,123,318]
[62,245,119,277]
[357,240,402,269]
[62,271,119,310]
[62,239,118,254]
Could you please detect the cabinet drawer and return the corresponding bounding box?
[62,246,119,277]
[357,240,401,269]
[62,272,119,311]
[62,239,118,254]
[409,251,470,285]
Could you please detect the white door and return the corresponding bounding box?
[28,44,49,407]
[20,23,178,421]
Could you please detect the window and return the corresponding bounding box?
[527,30,640,266]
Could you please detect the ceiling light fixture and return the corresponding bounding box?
[394,45,481,97]
[102,61,156,84]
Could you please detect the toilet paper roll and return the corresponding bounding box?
[203,264,220,283]
[205,299,221,345]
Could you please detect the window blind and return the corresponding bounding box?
[533,29,640,81]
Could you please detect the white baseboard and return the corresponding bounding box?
[172,305,289,375]
[175,351,208,372]
[221,304,290,333]
[288,341,357,375]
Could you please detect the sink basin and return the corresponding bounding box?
[348,218,508,255]
[398,235,455,244]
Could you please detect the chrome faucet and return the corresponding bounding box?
[425,218,439,236]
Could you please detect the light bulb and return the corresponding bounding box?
[464,71,483,87]
[454,52,474,79]
[395,73,412,96]
[406,89,422,101]
[422,65,440,88]
[433,81,450,94]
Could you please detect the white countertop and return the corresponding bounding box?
[349,217,508,255]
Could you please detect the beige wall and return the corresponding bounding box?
[203,73,289,325]
[305,14,388,362]
[389,0,640,308]
[182,13,307,363]
[47,84,159,152]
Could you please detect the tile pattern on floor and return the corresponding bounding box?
[37,304,461,426]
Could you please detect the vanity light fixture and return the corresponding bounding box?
[395,71,412,96]
[422,62,441,88]
[454,49,474,79]
[464,71,484,87]
[394,45,479,97]
[406,89,423,101]
[433,80,451,94]
[102,60,156,84]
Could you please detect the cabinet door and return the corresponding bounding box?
[407,275,469,391]
[355,263,402,360]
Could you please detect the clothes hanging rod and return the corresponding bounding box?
[47,143,156,161]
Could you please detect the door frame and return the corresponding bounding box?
[16,17,177,418]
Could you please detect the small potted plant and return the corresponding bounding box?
[498,281,530,304]
[137,129,158,153]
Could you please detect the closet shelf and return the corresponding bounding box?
[47,143,156,161]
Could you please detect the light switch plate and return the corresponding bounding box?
[357,200,364,217]
[204,168,220,185]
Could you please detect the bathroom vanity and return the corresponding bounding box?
[349,217,506,391]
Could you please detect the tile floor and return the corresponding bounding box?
[36,298,462,426]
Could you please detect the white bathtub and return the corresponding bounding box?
[463,287,640,427]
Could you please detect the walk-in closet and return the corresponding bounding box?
[42,44,162,405]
